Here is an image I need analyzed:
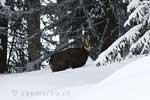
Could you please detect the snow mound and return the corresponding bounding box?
[0,55,150,100]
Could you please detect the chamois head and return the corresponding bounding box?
[82,35,92,52]
[49,35,93,72]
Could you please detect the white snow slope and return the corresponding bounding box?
[0,55,150,100]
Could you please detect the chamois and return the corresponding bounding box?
[49,35,92,72]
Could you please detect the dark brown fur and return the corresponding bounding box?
[49,47,90,72]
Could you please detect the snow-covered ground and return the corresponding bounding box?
[0,55,150,100]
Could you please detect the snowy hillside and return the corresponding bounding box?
[0,55,150,100]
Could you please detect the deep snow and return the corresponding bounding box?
[0,55,150,100]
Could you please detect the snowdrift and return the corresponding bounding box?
[0,55,150,100]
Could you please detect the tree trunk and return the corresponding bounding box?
[0,17,8,73]
[57,0,69,46]
[90,9,118,60]
[113,0,129,37]
[27,0,41,70]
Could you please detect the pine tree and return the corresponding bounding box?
[95,0,150,66]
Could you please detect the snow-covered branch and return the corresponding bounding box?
[95,24,143,66]
[130,29,150,54]
[125,0,150,26]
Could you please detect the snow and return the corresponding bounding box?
[125,0,150,26]
[0,55,150,100]
[0,0,5,6]
[127,0,141,12]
